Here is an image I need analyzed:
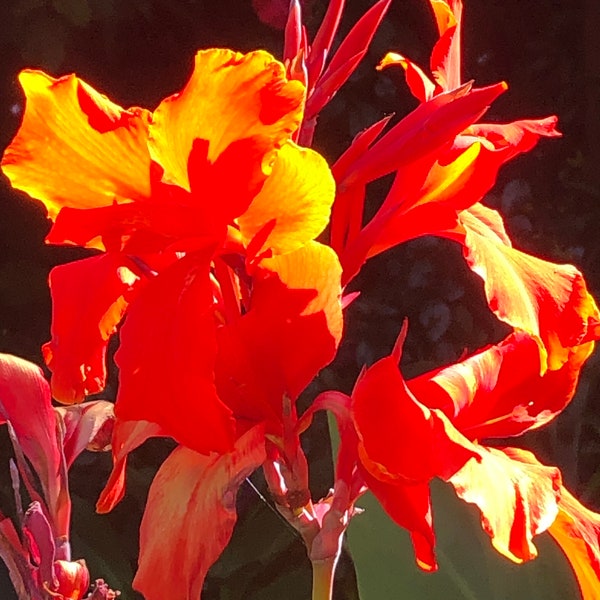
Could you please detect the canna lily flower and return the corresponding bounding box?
[1,49,345,598]
[311,323,600,598]
[0,353,116,600]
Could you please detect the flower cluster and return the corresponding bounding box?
[1,0,599,599]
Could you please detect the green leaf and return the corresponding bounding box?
[347,480,581,600]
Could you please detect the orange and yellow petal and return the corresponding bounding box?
[44,253,140,404]
[216,242,343,425]
[1,71,152,218]
[114,250,236,455]
[448,446,561,563]
[459,204,600,371]
[238,141,335,256]
[133,426,266,600]
[149,49,305,192]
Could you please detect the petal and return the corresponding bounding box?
[54,401,115,469]
[448,446,561,563]
[43,253,140,404]
[238,141,335,256]
[0,354,67,536]
[458,205,600,371]
[363,471,437,571]
[351,344,476,484]
[114,251,236,455]
[22,502,56,591]
[377,52,437,102]
[96,419,165,513]
[408,331,595,438]
[429,0,462,90]
[0,517,34,600]
[216,242,342,425]
[1,71,151,218]
[149,49,305,191]
[133,425,266,600]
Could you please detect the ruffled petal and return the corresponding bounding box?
[149,49,305,192]
[448,446,561,563]
[458,205,600,371]
[1,71,152,218]
[408,331,595,439]
[238,141,335,256]
[133,425,266,600]
[43,253,140,403]
[114,251,236,455]
[216,242,343,426]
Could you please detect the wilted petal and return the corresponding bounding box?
[408,332,594,439]
[216,242,342,426]
[149,49,304,192]
[1,71,151,218]
[54,401,115,469]
[448,446,561,563]
[114,251,236,455]
[133,425,266,600]
[238,142,335,256]
[43,254,140,404]
[458,205,600,371]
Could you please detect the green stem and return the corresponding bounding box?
[311,556,337,600]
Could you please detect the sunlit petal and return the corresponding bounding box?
[1,71,151,218]
[133,425,266,600]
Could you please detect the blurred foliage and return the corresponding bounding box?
[1,0,599,598]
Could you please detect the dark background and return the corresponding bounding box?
[0,1,599,598]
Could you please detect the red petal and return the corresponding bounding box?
[377,53,437,102]
[114,251,236,454]
[448,446,561,563]
[43,254,140,404]
[133,425,266,600]
[96,419,165,513]
[216,242,343,427]
[408,331,594,439]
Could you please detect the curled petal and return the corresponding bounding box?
[408,332,594,439]
[54,401,115,469]
[149,49,305,192]
[377,52,436,102]
[96,419,165,513]
[238,141,335,255]
[114,251,236,455]
[448,446,561,563]
[133,425,266,600]
[44,254,140,404]
[1,71,151,218]
[458,205,600,371]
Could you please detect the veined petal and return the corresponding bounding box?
[238,142,335,256]
[458,205,600,371]
[114,251,236,455]
[43,253,140,404]
[149,49,305,192]
[216,242,343,425]
[1,71,152,218]
[133,425,266,600]
[448,446,561,563]
[408,332,594,439]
